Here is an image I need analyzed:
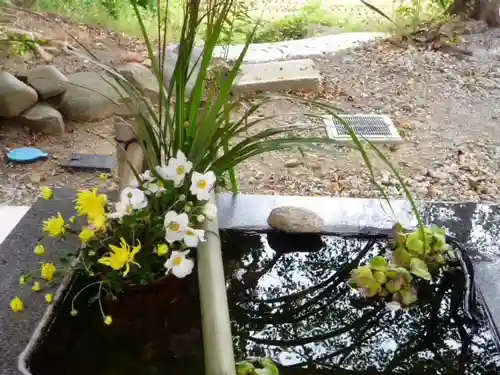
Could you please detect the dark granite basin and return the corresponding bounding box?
[4,192,500,375]
[222,230,500,374]
[21,272,204,375]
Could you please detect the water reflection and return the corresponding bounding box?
[222,231,500,375]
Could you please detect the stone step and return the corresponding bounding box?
[232,58,320,96]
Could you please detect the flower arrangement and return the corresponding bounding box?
[10,150,218,325]
[349,223,456,311]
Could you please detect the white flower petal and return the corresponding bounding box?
[140,170,154,182]
[155,165,169,180]
[164,211,178,225]
[172,257,194,278]
[177,213,189,227]
[164,250,194,278]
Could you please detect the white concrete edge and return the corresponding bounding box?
[0,206,31,245]
[198,191,236,375]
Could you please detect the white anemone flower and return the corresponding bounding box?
[164,211,189,243]
[139,170,154,182]
[164,250,194,278]
[183,227,206,248]
[145,182,165,196]
[190,171,216,201]
[156,150,193,187]
[120,187,148,210]
[202,202,217,220]
[107,200,131,220]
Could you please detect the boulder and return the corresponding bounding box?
[267,206,325,233]
[0,71,38,117]
[118,63,159,103]
[59,71,132,122]
[19,65,69,99]
[19,103,66,134]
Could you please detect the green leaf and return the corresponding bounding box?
[350,266,375,288]
[236,362,255,375]
[400,287,418,306]
[363,283,382,297]
[406,232,425,255]
[410,258,432,281]
[370,256,388,271]
[393,222,406,247]
[373,271,387,284]
[260,359,279,375]
[392,247,411,267]
[385,279,400,293]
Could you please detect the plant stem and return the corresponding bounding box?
[223,104,239,194]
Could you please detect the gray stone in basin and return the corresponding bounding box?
[59,72,132,122]
[19,66,69,100]
[18,103,66,135]
[267,206,324,233]
[0,189,79,375]
[0,71,38,117]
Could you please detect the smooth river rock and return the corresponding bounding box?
[267,206,325,233]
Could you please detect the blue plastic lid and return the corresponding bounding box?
[7,147,48,164]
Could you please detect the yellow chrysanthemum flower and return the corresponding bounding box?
[45,293,54,304]
[79,227,95,245]
[43,213,66,237]
[98,238,141,277]
[75,188,108,219]
[104,315,113,325]
[32,281,42,292]
[156,244,169,256]
[40,186,53,200]
[89,214,107,233]
[34,243,45,256]
[41,263,56,281]
[10,296,24,312]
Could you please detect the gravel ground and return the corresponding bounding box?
[2,18,500,206]
[236,26,500,202]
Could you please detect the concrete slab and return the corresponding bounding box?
[213,32,387,63]
[232,59,320,96]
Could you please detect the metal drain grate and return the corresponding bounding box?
[322,114,403,144]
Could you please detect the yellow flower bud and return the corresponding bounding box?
[34,244,45,256]
[157,244,169,256]
[19,275,27,285]
[32,281,42,292]
[10,297,24,312]
[45,293,54,304]
[99,173,110,182]
[41,263,56,282]
[79,227,95,245]
[70,309,78,317]
[40,187,54,200]
[104,315,113,325]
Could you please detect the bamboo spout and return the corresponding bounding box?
[115,118,144,189]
